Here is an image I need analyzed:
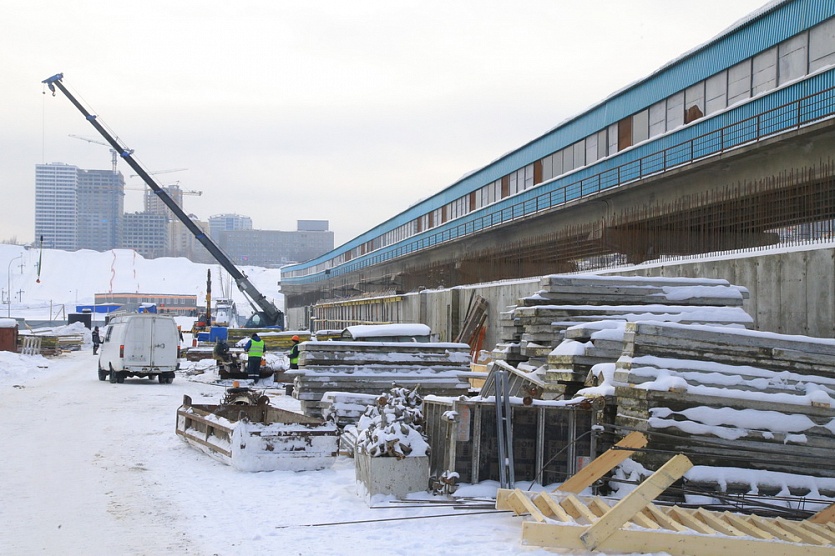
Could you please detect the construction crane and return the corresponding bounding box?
[68,134,132,172]
[44,73,285,329]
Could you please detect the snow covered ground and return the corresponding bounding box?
[0,244,564,554]
[0,350,564,555]
[0,244,283,328]
[5,244,835,554]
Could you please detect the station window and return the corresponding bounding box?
[728,60,752,106]
[752,46,778,96]
[632,109,649,144]
[617,116,632,151]
[705,71,728,115]
[778,32,808,85]
[810,19,835,71]
[666,91,685,130]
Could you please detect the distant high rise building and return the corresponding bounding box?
[35,163,125,251]
[168,214,215,264]
[35,163,79,250]
[145,184,185,216]
[121,212,167,259]
[76,169,124,251]
[208,214,252,240]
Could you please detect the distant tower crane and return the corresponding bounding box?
[124,184,202,196]
[68,134,132,172]
[130,168,188,179]
[125,169,195,196]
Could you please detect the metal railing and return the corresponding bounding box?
[285,83,835,284]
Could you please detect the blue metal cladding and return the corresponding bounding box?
[284,69,835,286]
[284,1,835,284]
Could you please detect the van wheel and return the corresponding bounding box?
[116,372,125,384]
[109,366,117,384]
[158,374,165,384]
[98,368,107,381]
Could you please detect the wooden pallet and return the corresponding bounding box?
[497,432,835,555]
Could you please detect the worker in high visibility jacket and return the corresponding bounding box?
[289,335,301,369]
[244,333,265,383]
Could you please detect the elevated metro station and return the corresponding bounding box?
[281,0,835,319]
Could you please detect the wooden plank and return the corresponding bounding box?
[587,497,612,518]
[667,507,717,535]
[494,488,515,510]
[799,521,835,543]
[531,492,573,522]
[505,489,547,522]
[642,504,689,532]
[721,511,774,540]
[746,515,803,543]
[774,517,831,545]
[692,508,745,536]
[555,431,647,494]
[521,521,835,555]
[558,494,599,523]
[586,496,661,530]
[579,454,693,550]
[808,502,835,525]
[628,508,661,530]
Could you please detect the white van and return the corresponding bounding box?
[98,313,181,384]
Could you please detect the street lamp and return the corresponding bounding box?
[7,254,22,318]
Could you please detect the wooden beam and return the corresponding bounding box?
[579,454,692,550]
[774,517,830,545]
[559,494,599,523]
[532,492,573,522]
[667,507,717,535]
[643,504,689,532]
[629,508,662,530]
[746,515,803,543]
[799,521,835,543]
[808,502,835,525]
[692,508,745,536]
[495,488,515,510]
[721,511,774,540]
[504,489,546,522]
[587,497,612,518]
[556,431,648,494]
[521,521,835,555]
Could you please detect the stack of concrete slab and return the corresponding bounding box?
[610,321,835,476]
[491,274,752,395]
[292,340,473,418]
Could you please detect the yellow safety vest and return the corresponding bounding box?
[248,338,265,358]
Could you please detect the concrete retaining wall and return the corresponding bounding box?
[619,246,835,338]
[287,246,835,345]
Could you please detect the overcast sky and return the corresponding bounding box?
[3,0,769,248]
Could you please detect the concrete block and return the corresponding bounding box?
[355,453,429,501]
